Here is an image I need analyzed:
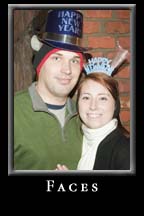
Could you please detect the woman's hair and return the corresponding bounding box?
[77,72,129,137]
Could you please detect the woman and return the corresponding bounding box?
[76,72,130,170]
[56,55,130,170]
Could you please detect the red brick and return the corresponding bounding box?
[90,51,104,57]
[117,37,130,49]
[120,96,130,109]
[116,10,130,19]
[115,66,130,78]
[118,79,130,93]
[120,110,130,122]
[85,10,112,18]
[82,37,88,47]
[83,21,100,33]
[88,36,115,48]
[105,22,130,33]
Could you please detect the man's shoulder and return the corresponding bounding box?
[14,88,32,107]
[14,89,29,100]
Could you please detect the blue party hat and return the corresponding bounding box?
[39,9,92,52]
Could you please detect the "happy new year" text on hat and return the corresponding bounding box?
[38,9,90,52]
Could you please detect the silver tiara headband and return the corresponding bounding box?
[84,57,114,76]
[84,41,129,76]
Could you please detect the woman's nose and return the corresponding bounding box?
[89,99,97,110]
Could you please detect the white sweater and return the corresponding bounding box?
[77,119,118,170]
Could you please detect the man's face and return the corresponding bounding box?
[38,50,82,100]
[78,80,115,129]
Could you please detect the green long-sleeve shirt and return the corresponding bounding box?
[14,82,82,170]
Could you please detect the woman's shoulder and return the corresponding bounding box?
[103,127,130,152]
[109,128,130,154]
[110,127,129,141]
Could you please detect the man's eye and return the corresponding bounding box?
[71,59,80,64]
[52,56,60,61]
[55,57,60,61]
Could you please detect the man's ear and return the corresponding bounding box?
[31,35,42,51]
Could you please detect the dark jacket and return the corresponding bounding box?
[93,128,130,170]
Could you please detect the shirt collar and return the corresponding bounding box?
[28,82,77,116]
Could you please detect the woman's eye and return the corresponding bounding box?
[100,97,108,101]
[82,96,90,100]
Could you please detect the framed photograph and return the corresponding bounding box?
[8,4,136,193]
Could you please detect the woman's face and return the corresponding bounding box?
[78,79,115,129]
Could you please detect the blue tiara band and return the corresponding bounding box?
[84,57,114,76]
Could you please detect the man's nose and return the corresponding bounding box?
[61,60,71,75]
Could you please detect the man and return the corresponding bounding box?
[14,9,89,170]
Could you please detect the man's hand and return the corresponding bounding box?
[55,164,69,170]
